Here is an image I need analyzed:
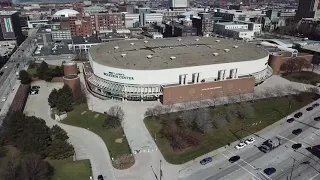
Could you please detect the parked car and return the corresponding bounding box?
[200,157,213,165]
[287,118,294,123]
[229,155,240,163]
[235,142,247,150]
[0,71,3,76]
[1,97,6,102]
[306,107,314,111]
[98,175,104,180]
[294,112,303,118]
[292,128,302,135]
[31,86,40,89]
[4,66,7,69]
[314,117,320,121]
[312,103,319,108]
[245,137,256,145]
[264,167,276,175]
[292,143,302,150]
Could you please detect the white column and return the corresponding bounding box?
[223,70,227,80]
[235,69,238,78]
[197,73,200,83]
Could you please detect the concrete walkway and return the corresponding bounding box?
[23,81,116,180]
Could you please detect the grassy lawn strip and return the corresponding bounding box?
[282,71,320,85]
[144,93,317,164]
[50,158,91,180]
[61,104,132,167]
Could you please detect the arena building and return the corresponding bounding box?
[84,36,273,104]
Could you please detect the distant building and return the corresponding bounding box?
[0,11,24,45]
[118,3,134,14]
[214,21,261,40]
[164,21,196,37]
[192,13,216,36]
[214,9,249,22]
[51,29,72,42]
[125,13,163,28]
[72,36,101,55]
[91,13,125,34]
[295,0,319,21]
[169,0,188,9]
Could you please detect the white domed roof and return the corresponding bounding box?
[54,9,79,17]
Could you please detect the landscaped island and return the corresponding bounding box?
[144,87,319,164]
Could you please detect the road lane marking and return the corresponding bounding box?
[277,135,306,148]
[225,149,258,170]
[309,173,319,180]
[220,152,261,180]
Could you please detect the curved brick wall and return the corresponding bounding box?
[63,62,78,76]
[269,53,283,75]
[63,75,81,99]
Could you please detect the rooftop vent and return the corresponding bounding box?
[196,45,199,47]
[216,40,220,42]
[130,42,135,45]
[144,40,148,43]
[169,47,173,49]
[213,53,219,56]
[147,55,153,59]
[114,46,119,49]
[195,38,199,41]
[170,56,176,60]
[233,45,239,48]
[224,49,230,52]
[121,54,126,57]
[177,38,181,41]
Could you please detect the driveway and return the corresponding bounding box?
[23,81,116,180]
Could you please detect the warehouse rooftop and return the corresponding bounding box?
[89,36,269,70]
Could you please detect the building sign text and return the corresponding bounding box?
[104,72,134,80]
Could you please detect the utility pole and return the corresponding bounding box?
[160,160,163,180]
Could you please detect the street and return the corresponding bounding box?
[183,101,320,180]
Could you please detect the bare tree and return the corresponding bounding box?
[212,111,227,127]
[261,88,274,99]
[153,105,164,116]
[307,87,319,94]
[107,105,124,123]
[180,110,196,129]
[273,85,285,98]
[20,154,54,180]
[284,84,299,95]
[194,109,213,133]
[144,107,155,118]
[225,95,238,105]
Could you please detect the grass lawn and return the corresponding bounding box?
[282,71,320,85]
[0,146,90,180]
[50,158,91,180]
[144,93,317,164]
[62,104,132,166]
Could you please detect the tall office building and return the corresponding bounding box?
[169,0,188,9]
[0,11,24,44]
[295,0,319,21]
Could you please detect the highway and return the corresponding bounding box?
[0,29,37,111]
[183,100,320,180]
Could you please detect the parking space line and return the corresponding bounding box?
[277,135,306,148]
[309,173,319,180]
[220,152,262,180]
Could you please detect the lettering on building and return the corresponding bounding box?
[104,71,134,80]
[201,87,222,91]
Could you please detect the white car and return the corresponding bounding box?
[4,66,7,68]
[1,97,6,102]
[245,137,256,145]
[235,142,247,150]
